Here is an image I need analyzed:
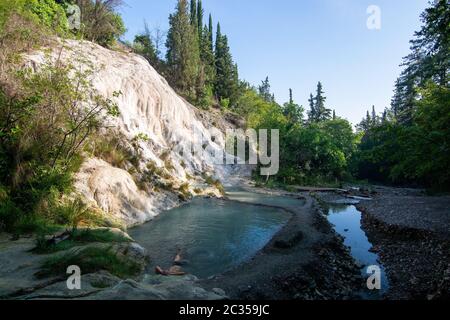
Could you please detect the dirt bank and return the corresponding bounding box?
[357,186,450,300]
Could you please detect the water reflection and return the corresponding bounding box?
[129,197,289,279]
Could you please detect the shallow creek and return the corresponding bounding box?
[327,203,389,298]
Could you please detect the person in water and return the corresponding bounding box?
[155,249,187,276]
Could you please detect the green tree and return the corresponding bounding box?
[197,0,204,39]
[133,23,158,68]
[258,77,273,103]
[166,0,200,98]
[308,82,331,122]
[74,0,126,47]
[214,22,239,106]
[391,0,449,125]
[283,88,304,125]
[208,14,213,51]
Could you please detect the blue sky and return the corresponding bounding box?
[120,0,429,125]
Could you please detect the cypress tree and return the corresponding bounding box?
[208,14,214,51]
[197,0,204,39]
[190,0,197,26]
[214,23,239,106]
[166,0,200,97]
[200,24,216,86]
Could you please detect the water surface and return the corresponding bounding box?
[327,204,389,298]
[130,196,290,279]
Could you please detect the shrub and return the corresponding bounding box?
[75,0,126,47]
[33,228,131,254]
[25,0,68,35]
[37,246,141,279]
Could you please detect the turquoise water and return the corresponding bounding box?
[327,204,389,298]
[129,195,290,279]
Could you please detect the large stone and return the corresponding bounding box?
[25,39,249,227]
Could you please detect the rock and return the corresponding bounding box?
[88,276,225,300]
[26,38,250,228]
[273,231,304,249]
[212,288,226,296]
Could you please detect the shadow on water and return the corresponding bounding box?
[327,204,389,299]
[129,195,290,279]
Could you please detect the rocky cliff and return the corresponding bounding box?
[26,39,246,227]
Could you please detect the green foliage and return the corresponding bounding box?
[0,54,119,232]
[392,0,449,124]
[33,228,131,254]
[37,246,141,279]
[308,82,332,123]
[283,89,304,126]
[132,23,166,75]
[258,77,274,103]
[75,0,126,47]
[214,23,240,107]
[355,83,450,190]
[25,0,68,34]
[354,0,450,191]
[238,87,356,186]
[0,0,68,35]
[166,0,201,99]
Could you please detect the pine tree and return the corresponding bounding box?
[371,105,378,126]
[283,89,304,125]
[307,93,316,122]
[357,110,372,132]
[308,82,331,122]
[133,23,158,68]
[258,77,273,102]
[333,110,336,120]
[315,82,331,121]
[166,0,201,97]
[382,109,388,123]
[391,0,449,125]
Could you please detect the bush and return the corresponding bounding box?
[0,0,68,35]
[37,246,141,279]
[76,0,126,47]
[33,228,131,254]
[25,0,68,34]
[0,52,119,232]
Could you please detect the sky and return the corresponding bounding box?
[119,0,430,125]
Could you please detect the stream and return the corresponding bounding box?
[327,203,389,298]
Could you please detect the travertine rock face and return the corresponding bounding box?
[26,39,247,226]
